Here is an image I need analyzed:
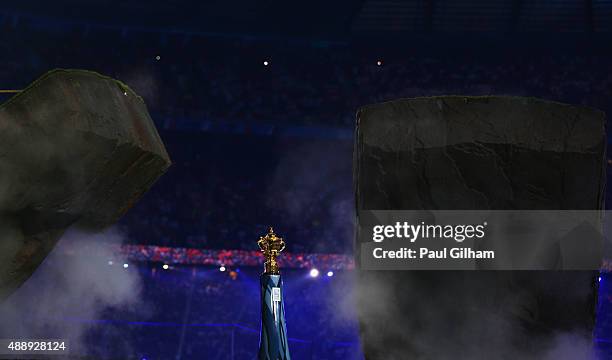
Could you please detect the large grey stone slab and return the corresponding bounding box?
[354,96,604,359]
[0,69,171,301]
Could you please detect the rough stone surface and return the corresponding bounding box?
[0,69,171,301]
[354,96,604,359]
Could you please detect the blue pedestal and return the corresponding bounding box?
[258,274,291,360]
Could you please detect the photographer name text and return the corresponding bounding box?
[372,247,495,259]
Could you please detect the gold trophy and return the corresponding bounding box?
[257,227,286,274]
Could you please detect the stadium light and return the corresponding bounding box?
[108,260,113,266]
[309,268,319,278]
[123,263,129,269]
[327,271,334,277]
[377,60,382,66]
[219,265,226,272]
[263,60,269,66]
[162,264,169,270]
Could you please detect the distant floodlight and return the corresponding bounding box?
[162,264,169,270]
[108,260,113,265]
[155,55,160,60]
[599,276,602,282]
[123,263,129,268]
[377,60,382,66]
[327,271,334,277]
[263,60,269,66]
[220,265,226,272]
[309,268,319,278]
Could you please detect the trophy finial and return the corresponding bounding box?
[257,227,286,274]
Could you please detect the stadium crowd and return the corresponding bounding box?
[116,131,354,253]
[117,245,354,270]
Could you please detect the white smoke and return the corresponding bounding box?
[338,270,598,360]
[0,226,147,355]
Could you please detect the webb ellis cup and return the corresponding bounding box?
[257,227,291,360]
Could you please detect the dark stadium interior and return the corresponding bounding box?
[1,1,612,359]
